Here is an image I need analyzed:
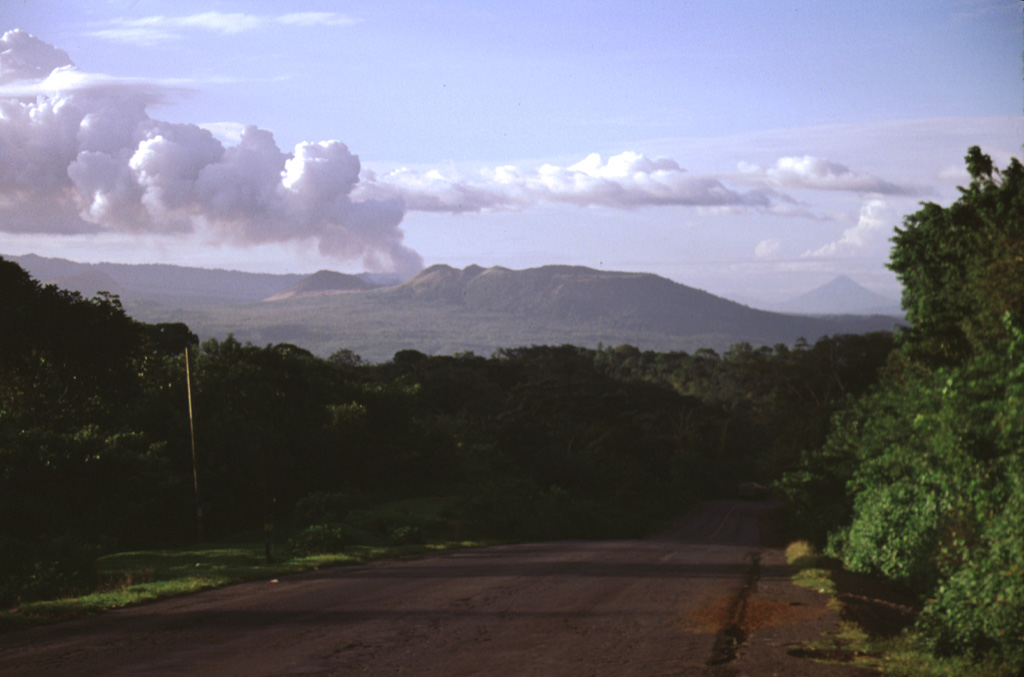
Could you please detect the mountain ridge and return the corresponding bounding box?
[6,253,306,303]
[376,264,900,341]
[4,253,905,362]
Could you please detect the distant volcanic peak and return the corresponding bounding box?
[265,269,371,301]
[820,275,866,292]
[303,270,372,291]
[782,275,900,315]
[401,262,494,291]
[418,263,458,275]
[400,264,458,289]
[407,263,470,280]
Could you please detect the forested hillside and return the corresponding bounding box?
[779,147,1024,670]
[0,253,892,609]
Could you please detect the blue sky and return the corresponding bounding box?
[1,0,1021,303]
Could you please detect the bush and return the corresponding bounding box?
[340,498,454,543]
[285,523,370,557]
[0,535,99,605]
[916,454,1024,670]
[387,525,425,545]
[834,480,941,591]
[813,313,1024,670]
[292,490,364,527]
[458,480,615,542]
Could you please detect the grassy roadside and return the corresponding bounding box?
[0,539,487,633]
[784,541,1016,677]
[1,494,497,633]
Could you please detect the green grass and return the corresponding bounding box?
[785,540,837,598]
[879,642,1018,677]
[784,539,826,569]
[0,488,663,633]
[791,567,837,597]
[1,494,487,632]
[0,539,485,632]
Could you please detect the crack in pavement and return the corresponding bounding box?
[707,549,761,667]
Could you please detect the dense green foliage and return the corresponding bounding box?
[0,253,895,608]
[780,148,1024,669]
[1,260,196,602]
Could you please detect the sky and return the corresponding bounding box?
[1,0,1022,304]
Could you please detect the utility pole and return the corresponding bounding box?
[264,493,275,564]
[259,446,275,563]
[185,346,204,542]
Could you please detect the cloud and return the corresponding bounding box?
[803,199,893,258]
[0,30,217,104]
[0,30,421,275]
[741,156,923,196]
[198,121,249,145]
[89,11,360,46]
[358,151,774,213]
[0,28,73,83]
[277,13,360,28]
[754,239,781,258]
[0,65,195,105]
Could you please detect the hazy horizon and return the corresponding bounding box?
[2,1,1021,304]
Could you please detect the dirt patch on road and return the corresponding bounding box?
[685,593,823,635]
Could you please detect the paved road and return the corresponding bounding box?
[0,501,870,675]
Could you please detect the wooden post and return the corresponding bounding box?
[185,346,204,542]
[264,495,275,564]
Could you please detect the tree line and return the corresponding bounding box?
[0,254,891,606]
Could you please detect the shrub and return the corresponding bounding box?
[916,454,1024,670]
[457,479,616,542]
[785,540,825,570]
[0,535,99,605]
[292,490,365,527]
[387,525,425,545]
[835,480,941,591]
[285,523,369,557]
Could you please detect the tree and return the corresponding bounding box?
[0,261,193,603]
[787,148,1024,668]
[0,258,146,430]
[889,146,1024,365]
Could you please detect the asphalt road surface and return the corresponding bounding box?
[0,500,871,675]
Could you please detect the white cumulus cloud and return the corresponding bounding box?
[0,30,420,275]
[803,199,893,258]
[742,156,923,196]
[358,151,774,213]
[0,28,73,82]
[754,239,781,258]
